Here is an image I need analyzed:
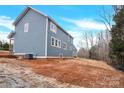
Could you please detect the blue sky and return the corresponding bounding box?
[0,5,113,48]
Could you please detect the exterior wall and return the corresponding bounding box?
[47,19,74,57]
[13,9,47,56]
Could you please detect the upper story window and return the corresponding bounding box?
[63,42,67,49]
[50,22,57,33]
[24,23,29,32]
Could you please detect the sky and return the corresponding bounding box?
[0,5,113,49]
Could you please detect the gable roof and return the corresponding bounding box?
[13,6,73,38]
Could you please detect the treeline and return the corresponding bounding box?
[77,6,124,71]
[77,30,110,62]
[0,40,9,51]
[109,6,124,70]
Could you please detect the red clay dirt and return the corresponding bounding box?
[0,51,16,58]
[0,51,124,87]
[19,58,124,88]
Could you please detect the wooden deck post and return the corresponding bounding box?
[9,38,12,55]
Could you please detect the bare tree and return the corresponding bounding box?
[98,6,114,32]
[89,31,94,48]
[83,32,89,51]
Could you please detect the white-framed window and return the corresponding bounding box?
[51,36,61,48]
[24,23,29,32]
[50,22,57,33]
[51,36,55,46]
[57,40,61,48]
[55,39,58,47]
[63,42,67,49]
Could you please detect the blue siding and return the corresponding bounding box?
[13,9,47,56]
[47,19,74,57]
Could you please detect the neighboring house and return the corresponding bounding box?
[8,7,77,58]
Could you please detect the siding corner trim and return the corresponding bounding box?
[45,17,48,57]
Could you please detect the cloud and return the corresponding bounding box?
[0,31,10,42]
[61,17,106,30]
[67,30,83,50]
[60,17,107,50]
[68,30,98,50]
[0,16,14,30]
[0,16,14,41]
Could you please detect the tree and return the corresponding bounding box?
[99,6,114,32]
[0,40,9,51]
[97,6,115,62]
[2,42,9,50]
[109,6,124,69]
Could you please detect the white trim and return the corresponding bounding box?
[13,53,73,59]
[34,56,73,59]
[47,56,73,58]
[45,17,48,57]
[14,53,26,55]
[50,21,57,34]
[35,56,47,58]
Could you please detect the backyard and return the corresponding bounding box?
[0,51,124,88]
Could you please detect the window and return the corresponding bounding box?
[51,36,61,48]
[55,39,57,46]
[24,23,29,32]
[51,37,55,46]
[57,40,61,48]
[50,22,57,33]
[63,42,67,49]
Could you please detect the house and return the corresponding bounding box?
[8,6,77,58]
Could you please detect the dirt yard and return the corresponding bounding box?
[0,52,124,88]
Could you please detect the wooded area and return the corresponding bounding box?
[77,6,124,71]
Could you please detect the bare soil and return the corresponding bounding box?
[0,51,124,88]
[0,51,16,58]
[19,58,124,88]
[0,58,79,88]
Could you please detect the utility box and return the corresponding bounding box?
[25,54,33,59]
